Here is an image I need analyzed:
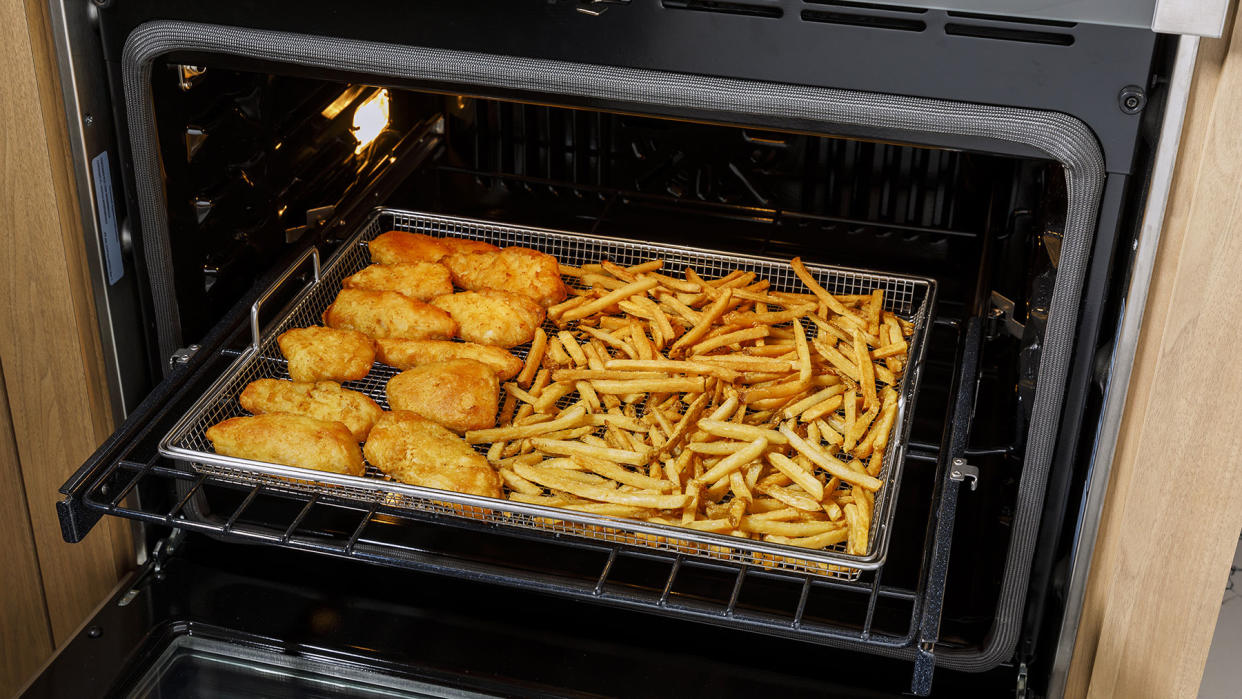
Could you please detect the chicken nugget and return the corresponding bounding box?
[323,288,456,340]
[386,359,499,433]
[430,290,545,348]
[206,413,364,476]
[342,262,453,301]
[277,326,376,383]
[368,231,499,265]
[364,411,501,498]
[240,379,383,441]
[375,338,523,380]
[444,247,567,307]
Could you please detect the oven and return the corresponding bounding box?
[27,1,1216,696]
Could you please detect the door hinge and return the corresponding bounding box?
[989,291,1025,339]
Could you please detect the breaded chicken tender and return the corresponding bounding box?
[206,413,364,476]
[342,262,453,301]
[239,379,383,441]
[386,359,499,433]
[374,338,523,380]
[277,326,375,383]
[444,246,567,307]
[364,411,501,498]
[323,288,456,341]
[430,290,545,348]
[368,231,499,265]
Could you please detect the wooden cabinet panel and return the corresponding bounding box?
[0,0,133,683]
[1066,12,1242,699]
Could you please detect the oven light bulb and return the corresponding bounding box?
[352,88,390,154]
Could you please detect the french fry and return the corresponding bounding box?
[696,437,769,483]
[690,326,771,355]
[669,289,733,356]
[562,277,660,322]
[514,463,689,508]
[782,384,845,420]
[696,419,788,445]
[530,438,650,466]
[779,422,883,491]
[605,359,739,382]
[854,330,877,410]
[759,484,824,513]
[591,377,706,394]
[571,454,677,492]
[740,518,843,537]
[468,405,588,444]
[765,452,825,500]
[516,328,547,388]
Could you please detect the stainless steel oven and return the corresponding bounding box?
[34,1,1222,696]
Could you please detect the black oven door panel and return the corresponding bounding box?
[22,534,1015,698]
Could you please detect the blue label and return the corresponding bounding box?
[91,150,123,285]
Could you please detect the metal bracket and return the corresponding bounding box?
[1016,662,1029,699]
[576,0,629,16]
[989,291,1025,339]
[175,64,206,91]
[168,344,201,370]
[949,458,980,492]
[150,528,186,576]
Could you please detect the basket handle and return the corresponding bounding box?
[249,246,321,351]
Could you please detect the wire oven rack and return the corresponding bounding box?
[159,208,935,579]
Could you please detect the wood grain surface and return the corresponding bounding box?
[0,0,132,669]
[0,366,55,698]
[1066,12,1242,699]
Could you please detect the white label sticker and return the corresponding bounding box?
[91,150,123,285]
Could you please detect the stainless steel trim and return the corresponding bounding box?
[159,207,937,579]
[1046,35,1201,699]
[1153,0,1229,38]
[46,0,129,421]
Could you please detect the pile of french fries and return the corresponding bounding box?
[463,256,913,566]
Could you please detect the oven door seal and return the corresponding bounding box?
[120,19,1105,673]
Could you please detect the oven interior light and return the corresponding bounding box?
[352,88,390,154]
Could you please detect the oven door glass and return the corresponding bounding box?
[125,636,487,699]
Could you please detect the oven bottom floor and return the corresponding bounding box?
[23,534,1016,698]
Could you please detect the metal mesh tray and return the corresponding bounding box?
[160,208,936,579]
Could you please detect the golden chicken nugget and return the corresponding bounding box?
[430,290,545,348]
[239,379,383,441]
[364,411,501,498]
[206,413,364,476]
[277,326,376,383]
[368,231,499,265]
[386,359,499,433]
[374,338,523,380]
[322,288,456,341]
[342,262,453,301]
[444,247,567,307]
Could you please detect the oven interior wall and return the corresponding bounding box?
[141,68,1066,667]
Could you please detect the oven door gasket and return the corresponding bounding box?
[118,19,1105,674]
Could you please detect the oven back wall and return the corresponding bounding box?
[0,1,134,692]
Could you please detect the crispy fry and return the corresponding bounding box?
[696,437,769,484]
[562,277,660,321]
[467,405,588,444]
[517,328,548,388]
[529,438,649,466]
[571,454,677,492]
[591,377,706,394]
[605,359,739,382]
[765,452,825,500]
[514,463,689,508]
[854,330,877,410]
[779,422,883,491]
[669,289,733,357]
[696,419,789,445]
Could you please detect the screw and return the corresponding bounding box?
[83,113,94,126]
[86,625,103,638]
[1118,85,1146,115]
